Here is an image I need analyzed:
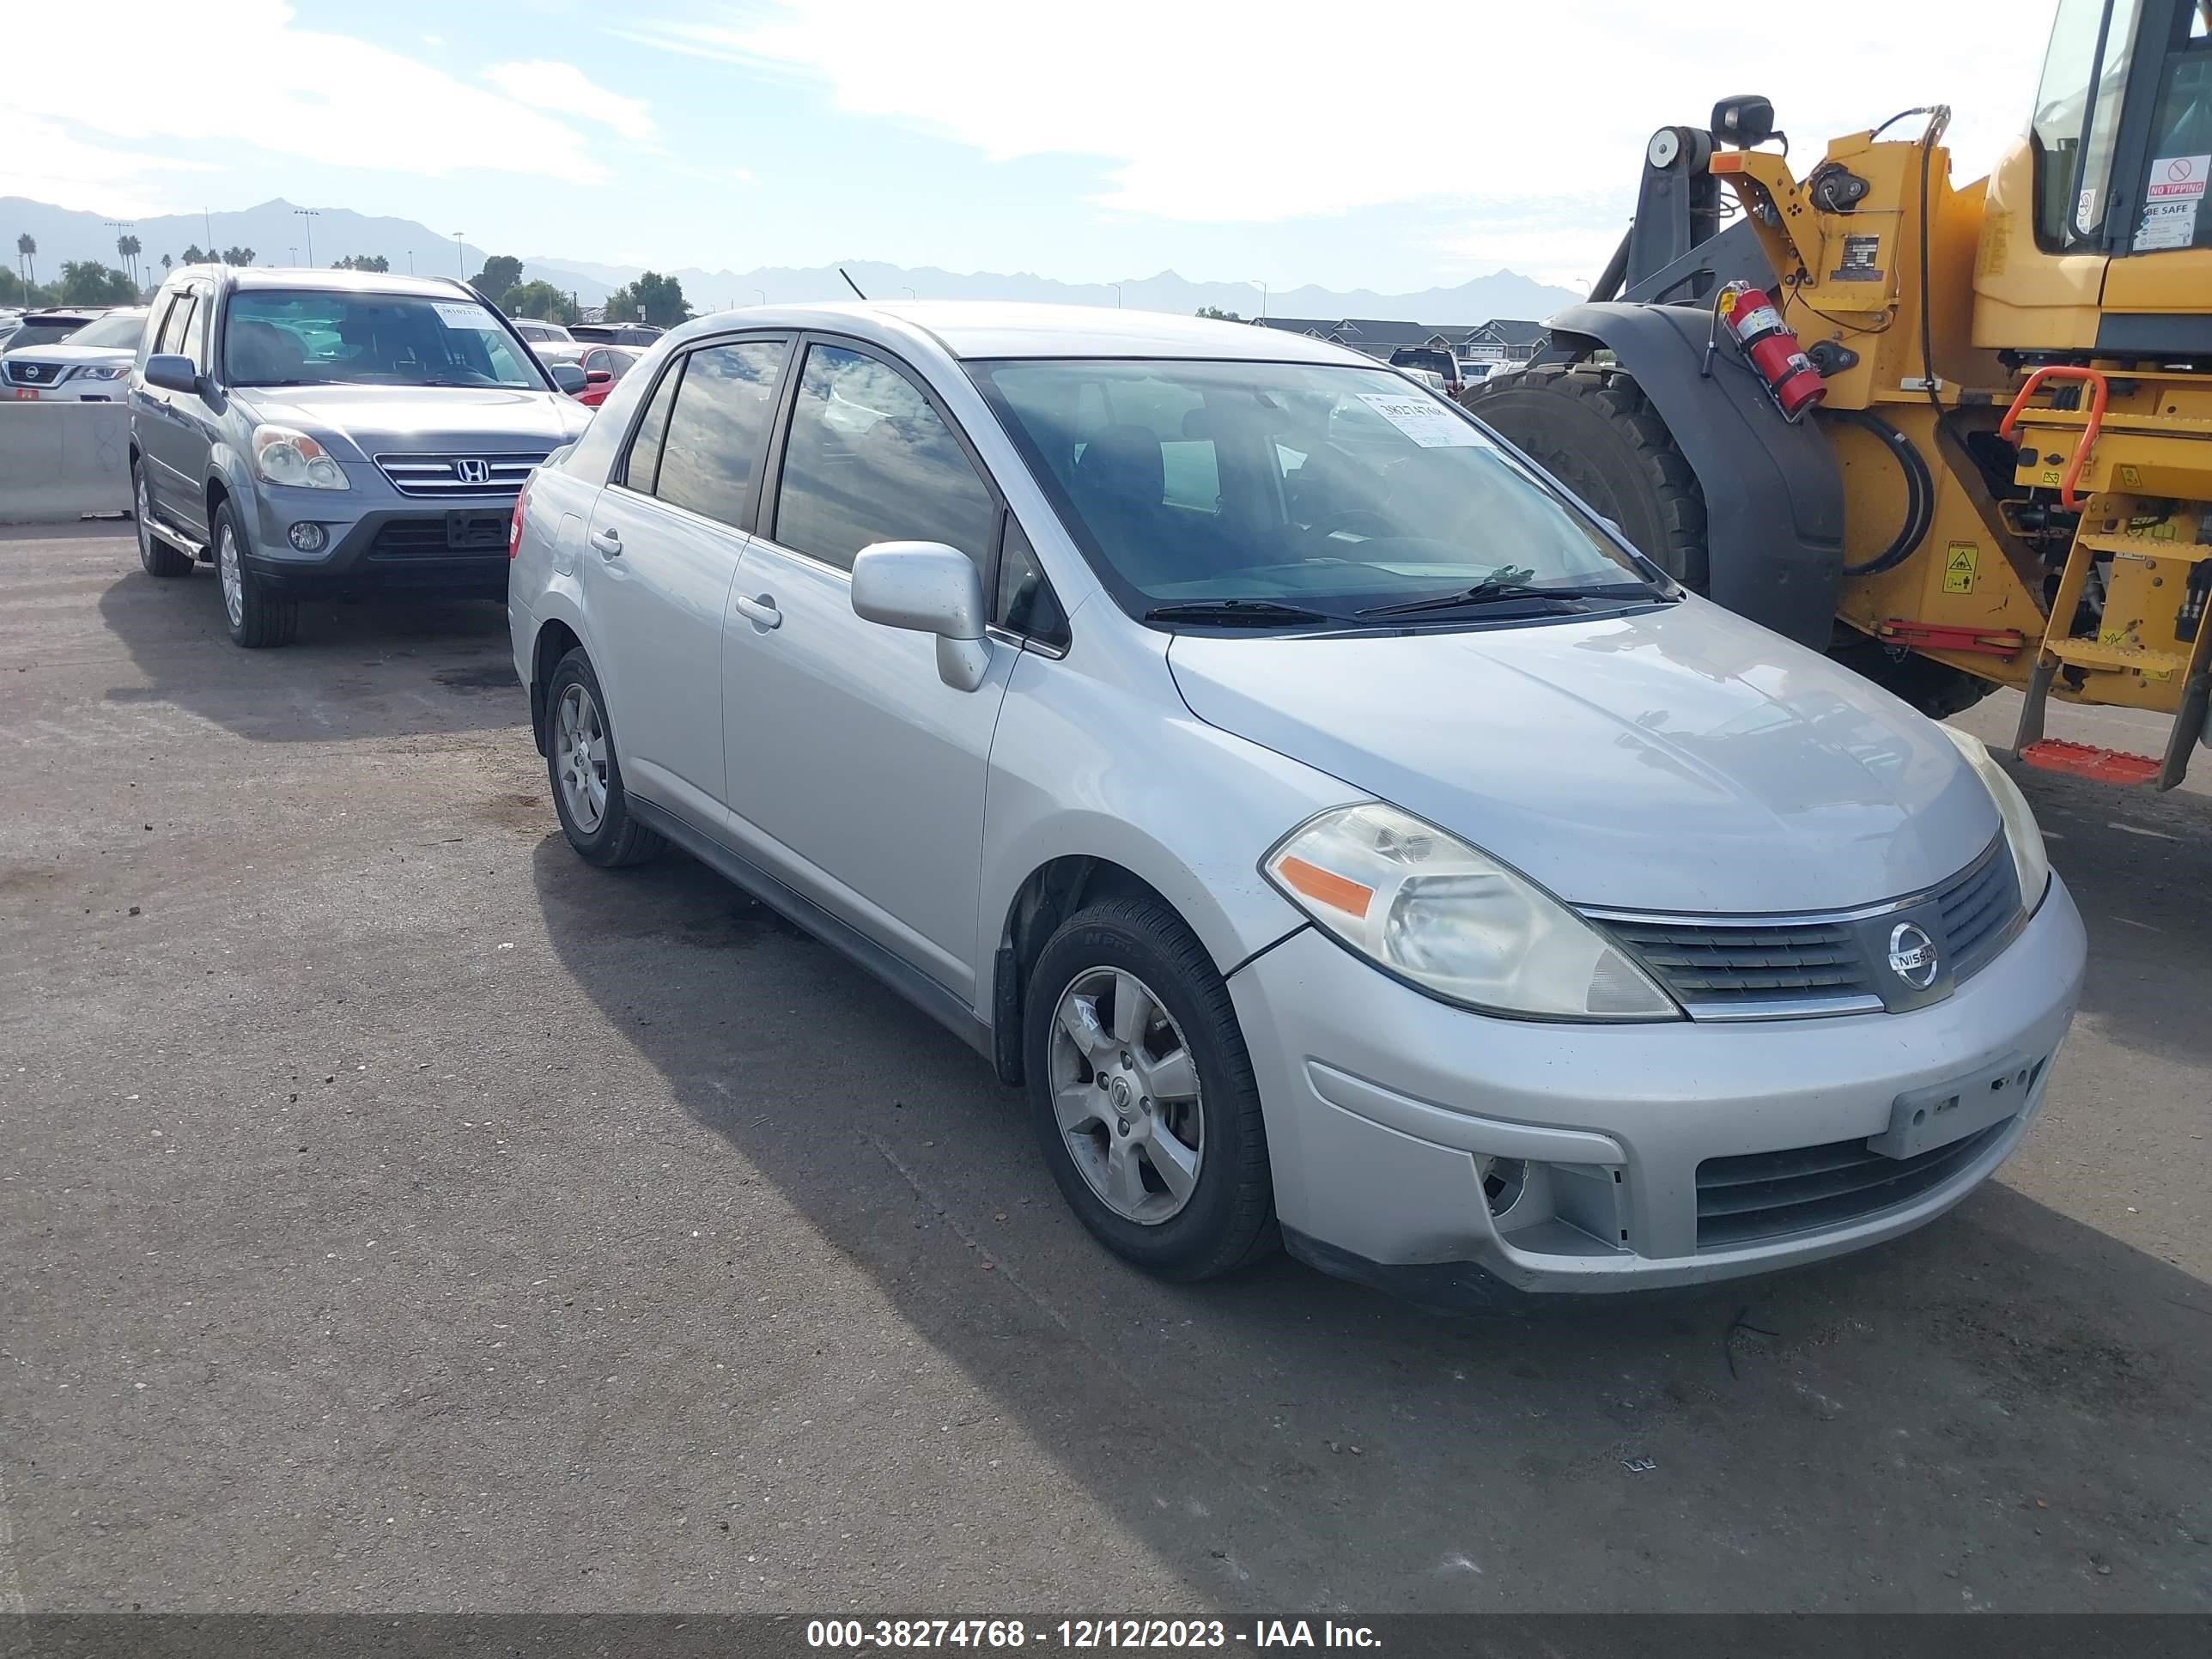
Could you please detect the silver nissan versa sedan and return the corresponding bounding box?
[508,303,2086,1306]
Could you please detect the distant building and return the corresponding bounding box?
[1249,314,1547,365]
[1465,318,1548,363]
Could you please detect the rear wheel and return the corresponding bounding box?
[133,460,192,579]
[544,648,665,868]
[1466,362,1996,718]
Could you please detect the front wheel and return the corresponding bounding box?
[1024,896,1276,1280]
[212,500,299,648]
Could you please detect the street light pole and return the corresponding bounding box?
[1249,279,1268,318]
[1110,282,1123,307]
[453,231,465,278]
[753,288,766,307]
[294,207,319,266]
[104,220,136,283]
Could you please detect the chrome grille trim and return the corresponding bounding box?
[371,451,549,497]
[1582,835,2021,1020]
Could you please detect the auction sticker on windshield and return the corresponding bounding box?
[433,301,501,331]
[1357,391,1487,448]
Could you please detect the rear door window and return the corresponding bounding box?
[649,338,791,529]
[769,343,997,574]
[616,358,683,493]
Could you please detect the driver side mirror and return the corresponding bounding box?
[549,362,587,395]
[144,353,199,396]
[850,540,993,692]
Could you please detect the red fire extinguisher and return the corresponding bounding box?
[1717,282,1826,421]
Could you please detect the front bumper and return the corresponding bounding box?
[239,488,514,597]
[1229,873,2086,1304]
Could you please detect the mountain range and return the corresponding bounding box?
[3,196,1583,326]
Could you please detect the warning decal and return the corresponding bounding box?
[2135,155,2209,252]
[1942,542,1978,594]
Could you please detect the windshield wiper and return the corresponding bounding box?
[1358,574,1662,618]
[1144,599,1343,627]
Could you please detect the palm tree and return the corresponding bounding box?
[161,253,172,277]
[119,234,142,284]
[15,233,33,287]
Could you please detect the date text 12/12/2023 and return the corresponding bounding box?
[805,1619,1383,1649]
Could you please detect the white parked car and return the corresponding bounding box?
[507,302,2084,1305]
[3,307,149,401]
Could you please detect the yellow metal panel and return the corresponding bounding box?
[1970,139,2107,351]
[2102,247,2212,312]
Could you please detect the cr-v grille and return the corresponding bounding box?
[373,452,548,497]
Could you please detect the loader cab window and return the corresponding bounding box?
[2130,4,2212,249]
[2033,0,2147,247]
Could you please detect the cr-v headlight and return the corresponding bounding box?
[1262,803,1680,1021]
[1937,726,2051,911]
[252,425,349,490]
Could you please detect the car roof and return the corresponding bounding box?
[659,301,1376,366]
[206,265,488,301]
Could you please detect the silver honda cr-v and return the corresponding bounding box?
[129,264,592,647]
[507,302,2085,1307]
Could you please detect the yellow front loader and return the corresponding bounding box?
[1468,0,2212,789]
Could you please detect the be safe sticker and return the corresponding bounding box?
[1357,392,1488,448]
[2135,155,2209,252]
[1942,542,1978,594]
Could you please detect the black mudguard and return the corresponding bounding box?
[1540,301,1844,650]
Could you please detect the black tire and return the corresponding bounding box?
[1024,896,1276,1281]
[544,647,665,868]
[1464,364,1709,589]
[1827,628,1999,719]
[1472,366,2000,720]
[211,498,299,648]
[132,459,193,579]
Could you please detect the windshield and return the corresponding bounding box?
[222,290,544,389]
[6,322,90,352]
[69,312,148,349]
[971,357,1657,618]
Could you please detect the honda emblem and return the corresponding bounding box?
[454,458,492,486]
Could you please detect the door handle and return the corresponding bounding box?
[732,592,781,631]
[589,526,623,558]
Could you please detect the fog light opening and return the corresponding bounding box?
[1481,1156,1527,1217]
[288,521,327,553]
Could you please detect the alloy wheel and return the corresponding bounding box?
[217,520,244,629]
[554,681,610,834]
[1048,966,1204,1224]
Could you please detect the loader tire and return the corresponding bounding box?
[1469,365,1997,720]
[1826,629,1999,720]
[1462,364,1709,590]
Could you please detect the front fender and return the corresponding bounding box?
[1541,301,1844,648]
[981,633,1342,986]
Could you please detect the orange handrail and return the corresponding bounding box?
[1998,365,2111,512]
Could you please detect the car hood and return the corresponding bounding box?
[8,343,134,365]
[1165,599,1999,914]
[232,384,592,451]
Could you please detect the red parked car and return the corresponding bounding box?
[538,343,641,408]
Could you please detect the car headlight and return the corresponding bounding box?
[72,364,130,381]
[252,425,349,490]
[1937,726,2051,911]
[1262,803,1680,1021]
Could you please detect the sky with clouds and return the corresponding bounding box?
[9,0,2058,289]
